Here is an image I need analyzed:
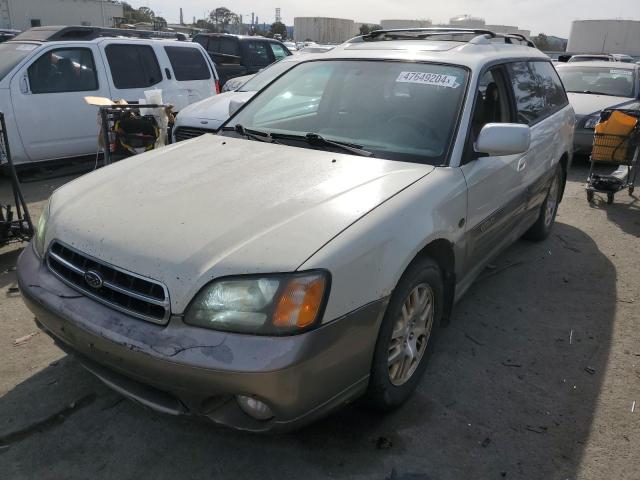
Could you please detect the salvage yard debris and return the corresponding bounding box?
[13,332,38,346]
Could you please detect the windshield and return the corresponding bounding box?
[0,42,38,81]
[238,60,296,92]
[557,66,636,97]
[228,60,468,164]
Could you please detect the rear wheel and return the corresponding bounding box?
[524,165,563,241]
[364,257,443,410]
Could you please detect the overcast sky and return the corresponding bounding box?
[129,0,639,37]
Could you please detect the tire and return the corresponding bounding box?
[364,257,443,410]
[523,164,564,241]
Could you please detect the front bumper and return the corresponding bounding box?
[17,245,386,432]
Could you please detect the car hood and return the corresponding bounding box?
[567,92,635,117]
[47,135,433,313]
[176,91,255,123]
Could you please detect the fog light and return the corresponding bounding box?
[236,395,274,420]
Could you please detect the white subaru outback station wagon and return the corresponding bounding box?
[18,29,575,432]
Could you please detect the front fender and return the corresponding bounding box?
[299,167,468,323]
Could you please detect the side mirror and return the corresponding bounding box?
[475,123,531,156]
[228,96,249,116]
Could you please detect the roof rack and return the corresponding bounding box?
[361,28,536,48]
[12,26,188,43]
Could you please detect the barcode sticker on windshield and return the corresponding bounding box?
[396,72,461,88]
[610,69,632,76]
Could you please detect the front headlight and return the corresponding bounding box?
[583,114,601,129]
[184,271,329,335]
[33,200,50,258]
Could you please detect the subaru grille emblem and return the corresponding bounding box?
[84,270,104,289]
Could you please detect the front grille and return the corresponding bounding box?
[174,126,215,142]
[46,241,170,324]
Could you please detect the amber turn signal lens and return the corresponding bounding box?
[272,275,326,329]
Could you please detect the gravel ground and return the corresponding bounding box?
[0,160,638,479]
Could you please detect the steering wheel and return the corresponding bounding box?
[387,115,442,143]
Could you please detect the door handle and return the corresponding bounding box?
[517,157,527,172]
[20,75,29,94]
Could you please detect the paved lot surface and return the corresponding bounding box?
[1,160,639,479]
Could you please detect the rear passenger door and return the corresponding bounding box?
[461,66,530,274]
[101,42,163,103]
[506,61,570,220]
[162,45,216,107]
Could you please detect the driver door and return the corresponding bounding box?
[10,44,110,162]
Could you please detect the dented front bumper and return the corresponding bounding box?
[17,244,386,432]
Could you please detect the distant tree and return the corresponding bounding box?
[269,21,287,39]
[137,7,156,22]
[210,7,240,32]
[121,2,156,24]
[533,33,551,51]
[359,24,382,35]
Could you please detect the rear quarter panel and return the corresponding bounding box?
[299,167,468,322]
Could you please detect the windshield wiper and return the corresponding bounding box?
[567,90,620,97]
[231,124,280,144]
[301,133,374,157]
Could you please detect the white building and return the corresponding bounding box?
[294,17,356,44]
[0,0,123,31]
[380,19,432,30]
[567,19,640,56]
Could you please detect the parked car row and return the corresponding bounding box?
[556,61,640,155]
[18,28,575,431]
[0,26,219,166]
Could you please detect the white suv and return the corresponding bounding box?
[18,29,574,432]
[0,26,219,165]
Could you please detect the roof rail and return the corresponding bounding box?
[12,26,188,43]
[362,27,536,48]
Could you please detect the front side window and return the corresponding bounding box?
[269,43,289,61]
[229,60,468,164]
[247,42,271,67]
[105,44,162,89]
[28,48,98,94]
[557,65,636,98]
[471,69,511,138]
[164,46,211,81]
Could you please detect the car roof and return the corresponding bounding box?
[557,61,639,70]
[300,39,548,70]
[8,36,200,47]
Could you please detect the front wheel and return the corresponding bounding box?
[523,165,563,241]
[364,257,443,410]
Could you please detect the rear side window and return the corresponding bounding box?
[28,47,98,94]
[507,62,543,124]
[246,41,271,67]
[507,61,568,125]
[208,37,240,56]
[529,61,568,112]
[164,46,210,81]
[269,43,289,61]
[105,44,162,89]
